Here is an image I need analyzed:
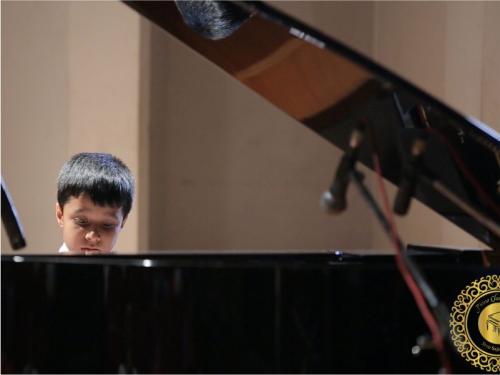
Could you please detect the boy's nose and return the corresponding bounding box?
[85,230,101,244]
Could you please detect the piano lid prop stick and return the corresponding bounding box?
[394,137,426,216]
[1,178,27,250]
[420,175,500,239]
[394,105,431,215]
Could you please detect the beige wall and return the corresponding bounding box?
[482,2,500,130]
[2,1,70,253]
[2,1,498,253]
[66,2,141,253]
[144,21,374,250]
[1,1,142,254]
[144,1,377,250]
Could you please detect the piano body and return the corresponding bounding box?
[2,1,499,373]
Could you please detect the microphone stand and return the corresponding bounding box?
[349,168,452,371]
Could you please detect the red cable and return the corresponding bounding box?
[481,250,491,268]
[372,153,453,374]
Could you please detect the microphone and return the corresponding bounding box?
[1,178,26,250]
[393,137,426,215]
[321,126,364,214]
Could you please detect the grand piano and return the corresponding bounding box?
[2,1,499,373]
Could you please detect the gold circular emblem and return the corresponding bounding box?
[478,303,500,345]
[450,275,500,372]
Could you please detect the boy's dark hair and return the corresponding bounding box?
[175,0,252,40]
[57,153,134,218]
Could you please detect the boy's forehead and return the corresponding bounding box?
[65,194,123,218]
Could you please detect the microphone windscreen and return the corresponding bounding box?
[175,0,252,40]
[320,190,347,215]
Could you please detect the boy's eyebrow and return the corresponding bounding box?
[106,213,121,221]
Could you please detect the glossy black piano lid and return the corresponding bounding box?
[124,1,500,249]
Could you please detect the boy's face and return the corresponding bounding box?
[56,193,125,254]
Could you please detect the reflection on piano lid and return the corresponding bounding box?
[124,1,500,250]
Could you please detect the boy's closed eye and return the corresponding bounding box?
[73,217,89,227]
[73,217,118,231]
[101,223,118,231]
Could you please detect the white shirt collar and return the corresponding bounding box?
[58,243,70,253]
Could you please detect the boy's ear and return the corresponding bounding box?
[120,215,128,229]
[56,203,64,227]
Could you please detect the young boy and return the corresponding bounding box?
[55,152,134,255]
